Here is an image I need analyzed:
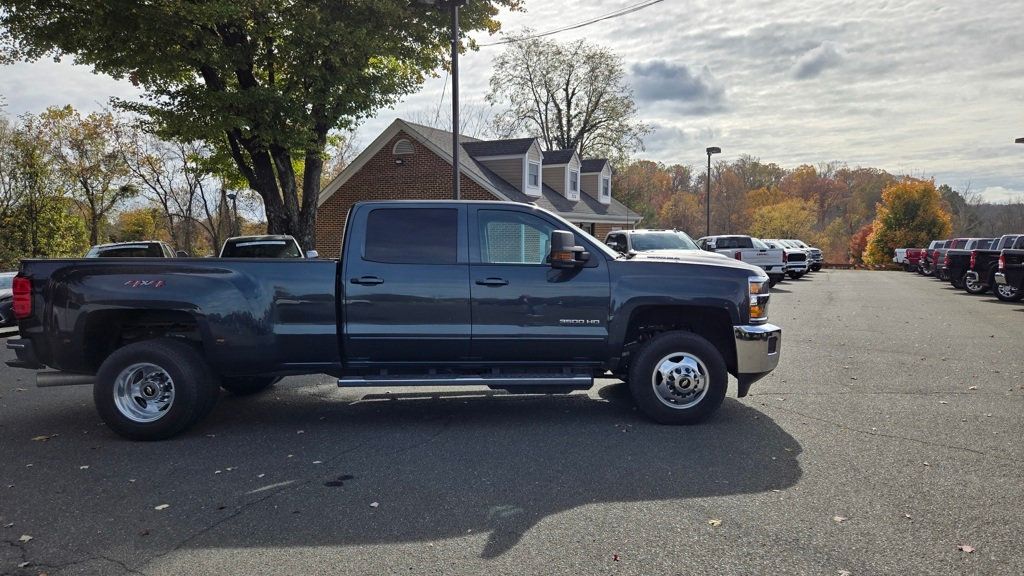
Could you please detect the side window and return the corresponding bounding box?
[478,210,556,265]
[736,237,754,249]
[365,208,458,264]
[717,238,733,249]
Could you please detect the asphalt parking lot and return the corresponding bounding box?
[1,270,1022,576]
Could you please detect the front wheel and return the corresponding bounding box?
[94,339,218,440]
[994,282,1023,302]
[628,331,727,424]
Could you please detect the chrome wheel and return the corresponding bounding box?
[113,363,175,423]
[964,275,982,292]
[651,352,709,410]
[997,284,1018,299]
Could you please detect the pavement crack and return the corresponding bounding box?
[766,403,1024,464]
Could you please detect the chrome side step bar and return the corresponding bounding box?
[338,374,593,388]
[37,371,95,387]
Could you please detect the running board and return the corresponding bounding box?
[37,371,95,387]
[338,374,593,388]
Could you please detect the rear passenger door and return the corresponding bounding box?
[342,205,471,364]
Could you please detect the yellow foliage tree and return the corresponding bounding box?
[116,208,159,241]
[863,179,951,265]
[748,198,818,240]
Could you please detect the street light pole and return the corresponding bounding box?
[419,0,466,200]
[705,146,721,237]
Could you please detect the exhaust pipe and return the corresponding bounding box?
[37,371,94,387]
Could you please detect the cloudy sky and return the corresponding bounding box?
[3,0,1023,201]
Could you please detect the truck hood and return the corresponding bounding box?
[627,250,765,275]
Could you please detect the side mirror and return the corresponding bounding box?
[551,230,588,269]
[305,250,319,259]
[606,240,624,253]
[175,250,190,258]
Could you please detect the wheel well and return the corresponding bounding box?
[82,310,203,373]
[620,306,736,374]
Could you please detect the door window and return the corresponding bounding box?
[365,208,458,264]
[478,210,556,265]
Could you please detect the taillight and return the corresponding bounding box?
[944,254,951,266]
[933,250,939,260]
[969,250,977,269]
[999,254,1006,270]
[734,251,742,260]
[12,276,31,319]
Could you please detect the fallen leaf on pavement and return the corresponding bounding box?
[154,504,170,511]
[968,386,977,390]
[832,516,848,523]
[78,465,89,470]
[957,544,975,553]
[904,513,912,520]
[939,401,948,405]
[370,502,379,508]
[838,571,851,576]
[923,462,930,467]
[31,434,57,442]
[18,561,30,568]
[4,522,13,528]
[707,519,721,526]
[612,554,620,561]
[19,534,32,542]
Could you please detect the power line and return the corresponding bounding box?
[478,0,666,47]
[433,68,450,127]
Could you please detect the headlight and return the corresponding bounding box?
[748,276,770,323]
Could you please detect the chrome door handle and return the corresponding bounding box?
[475,278,509,286]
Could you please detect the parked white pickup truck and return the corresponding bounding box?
[762,239,809,279]
[697,235,787,286]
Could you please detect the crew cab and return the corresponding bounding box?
[934,238,969,281]
[963,234,1021,296]
[696,235,787,286]
[781,239,823,271]
[945,238,995,289]
[604,229,729,262]
[762,240,810,279]
[86,241,182,258]
[994,235,1024,302]
[6,201,783,440]
[220,235,317,259]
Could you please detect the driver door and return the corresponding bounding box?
[468,206,610,363]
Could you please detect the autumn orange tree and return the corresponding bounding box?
[863,179,952,264]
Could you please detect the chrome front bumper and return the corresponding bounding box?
[733,323,782,396]
[994,272,1007,285]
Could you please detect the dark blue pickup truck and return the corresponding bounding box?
[6,201,782,440]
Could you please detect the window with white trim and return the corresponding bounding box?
[601,176,611,199]
[527,161,540,188]
[570,170,579,192]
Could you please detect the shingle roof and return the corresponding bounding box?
[396,121,639,223]
[462,138,536,158]
[580,159,609,173]
[542,149,576,165]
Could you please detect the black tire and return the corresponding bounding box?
[94,339,218,441]
[221,376,281,396]
[627,331,728,425]
[963,273,988,295]
[787,271,801,280]
[768,275,783,287]
[994,282,1024,302]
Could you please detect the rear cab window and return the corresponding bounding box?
[222,239,302,258]
[364,208,458,264]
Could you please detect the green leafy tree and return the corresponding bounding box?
[1,0,519,250]
[39,106,136,245]
[863,179,952,265]
[488,33,649,160]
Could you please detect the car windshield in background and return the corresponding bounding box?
[752,238,770,250]
[631,232,699,251]
[91,245,164,257]
[0,274,13,290]
[222,240,302,258]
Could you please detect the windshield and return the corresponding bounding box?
[630,232,699,251]
[0,274,13,290]
[221,239,303,258]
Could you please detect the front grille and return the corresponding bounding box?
[789,253,807,262]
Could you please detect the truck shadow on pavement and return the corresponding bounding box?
[2,379,802,563]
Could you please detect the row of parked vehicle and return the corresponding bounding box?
[893,234,1024,302]
[85,235,317,259]
[603,229,823,287]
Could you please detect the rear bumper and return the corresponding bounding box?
[733,323,782,397]
[5,338,44,370]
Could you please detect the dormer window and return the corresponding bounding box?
[570,170,579,192]
[601,176,611,199]
[528,161,540,188]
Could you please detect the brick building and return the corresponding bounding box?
[315,119,641,257]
